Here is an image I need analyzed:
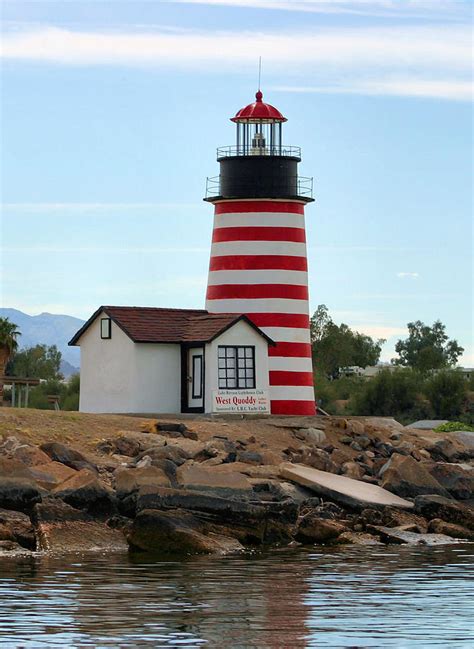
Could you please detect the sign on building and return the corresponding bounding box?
[212,389,270,414]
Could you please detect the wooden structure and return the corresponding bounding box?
[0,376,40,408]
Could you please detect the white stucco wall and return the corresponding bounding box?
[133,343,181,413]
[77,312,181,414]
[204,319,270,413]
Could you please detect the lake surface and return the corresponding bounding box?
[1,544,473,648]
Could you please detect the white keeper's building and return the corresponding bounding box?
[69,306,274,415]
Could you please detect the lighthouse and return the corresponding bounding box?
[205,90,316,416]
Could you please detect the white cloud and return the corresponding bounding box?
[172,0,468,19]
[273,79,472,101]
[2,23,469,100]
[1,202,196,213]
[397,271,419,279]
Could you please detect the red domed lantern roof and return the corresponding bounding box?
[231,90,287,123]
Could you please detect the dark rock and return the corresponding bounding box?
[414,495,474,530]
[296,515,346,544]
[128,508,243,555]
[336,531,382,545]
[156,422,188,434]
[427,463,474,500]
[427,518,474,541]
[355,435,371,450]
[96,440,114,455]
[340,436,352,445]
[40,442,97,473]
[53,469,116,515]
[0,508,35,549]
[0,478,42,511]
[32,497,90,523]
[0,540,24,552]
[374,442,394,458]
[136,486,298,544]
[137,445,189,467]
[114,436,142,457]
[236,450,263,465]
[380,454,451,499]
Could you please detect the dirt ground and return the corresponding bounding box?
[0,408,442,463]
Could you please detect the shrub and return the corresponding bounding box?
[424,370,467,420]
[434,421,474,433]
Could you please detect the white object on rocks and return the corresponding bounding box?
[280,463,414,510]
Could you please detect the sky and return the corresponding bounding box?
[1,0,472,364]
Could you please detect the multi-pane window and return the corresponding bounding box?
[218,346,255,389]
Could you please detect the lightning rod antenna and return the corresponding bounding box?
[258,56,262,90]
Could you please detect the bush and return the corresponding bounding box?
[22,374,80,411]
[434,421,474,433]
[349,369,431,424]
[424,370,467,420]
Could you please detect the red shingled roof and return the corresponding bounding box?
[69,306,274,345]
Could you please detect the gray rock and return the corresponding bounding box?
[296,428,327,446]
[407,420,448,430]
[368,525,460,545]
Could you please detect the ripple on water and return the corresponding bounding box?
[1,545,473,648]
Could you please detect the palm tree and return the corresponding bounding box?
[0,317,21,406]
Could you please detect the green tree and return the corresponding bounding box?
[350,369,429,422]
[425,370,467,420]
[0,317,21,404]
[9,344,63,380]
[393,320,464,372]
[311,305,385,379]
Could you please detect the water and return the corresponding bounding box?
[1,545,473,648]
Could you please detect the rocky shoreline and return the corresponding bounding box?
[1,415,473,556]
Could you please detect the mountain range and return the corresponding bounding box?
[0,308,85,377]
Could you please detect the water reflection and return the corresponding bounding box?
[1,545,473,647]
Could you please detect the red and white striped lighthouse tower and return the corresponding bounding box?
[205,90,316,415]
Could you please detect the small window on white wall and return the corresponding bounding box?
[100,317,111,339]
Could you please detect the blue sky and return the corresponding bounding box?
[1,0,472,364]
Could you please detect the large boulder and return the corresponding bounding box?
[0,508,35,549]
[136,445,189,467]
[136,485,298,544]
[114,466,171,498]
[32,498,127,552]
[28,462,77,491]
[52,469,116,515]
[0,477,42,511]
[379,454,451,499]
[414,495,474,530]
[0,457,35,479]
[40,442,97,473]
[427,463,474,500]
[296,515,346,544]
[427,518,474,541]
[128,508,243,555]
[176,463,253,498]
[425,438,470,463]
[11,445,52,467]
[112,432,166,457]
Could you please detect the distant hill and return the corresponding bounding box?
[0,308,85,377]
